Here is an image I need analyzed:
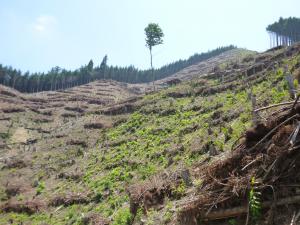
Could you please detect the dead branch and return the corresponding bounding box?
[295,210,300,223]
[241,155,263,171]
[262,159,277,181]
[249,114,299,152]
[203,195,300,220]
[254,101,296,112]
[290,121,300,145]
[290,211,296,225]
[291,94,300,111]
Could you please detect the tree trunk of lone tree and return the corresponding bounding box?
[150,47,154,91]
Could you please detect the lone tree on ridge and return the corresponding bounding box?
[144,23,164,89]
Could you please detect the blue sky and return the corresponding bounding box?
[0,0,299,73]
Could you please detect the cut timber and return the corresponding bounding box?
[203,195,300,220]
[254,100,296,112]
[254,95,300,113]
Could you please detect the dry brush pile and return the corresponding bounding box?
[177,98,300,225]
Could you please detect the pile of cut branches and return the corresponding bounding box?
[178,98,300,225]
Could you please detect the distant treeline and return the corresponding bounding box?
[0,45,236,93]
[267,17,300,48]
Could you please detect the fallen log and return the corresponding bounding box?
[254,101,295,112]
[203,195,300,220]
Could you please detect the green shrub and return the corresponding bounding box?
[249,177,261,221]
[294,79,299,89]
[112,207,132,225]
[228,218,237,225]
[36,181,45,195]
[0,132,10,139]
[171,181,186,198]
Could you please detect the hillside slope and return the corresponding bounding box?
[154,48,254,84]
[0,44,300,225]
[127,48,254,93]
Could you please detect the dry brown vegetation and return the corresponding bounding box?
[177,103,300,225]
[49,193,90,207]
[81,213,110,225]
[66,139,88,147]
[128,169,190,216]
[84,122,104,129]
[57,171,83,181]
[3,157,28,169]
[101,103,137,115]
[2,107,25,113]
[0,200,44,215]
[64,106,85,113]
[61,112,77,118]
[0,90,17,97]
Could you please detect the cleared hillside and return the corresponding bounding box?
[0,44,300,225]
[128,48,254,92]
[155,48,255,84]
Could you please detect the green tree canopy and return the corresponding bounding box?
[145,23,164,51]
[266,17,300,47]
[87,59,94,72]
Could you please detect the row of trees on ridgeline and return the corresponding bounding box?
[0,46,235,93]
[266,17,300,48]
